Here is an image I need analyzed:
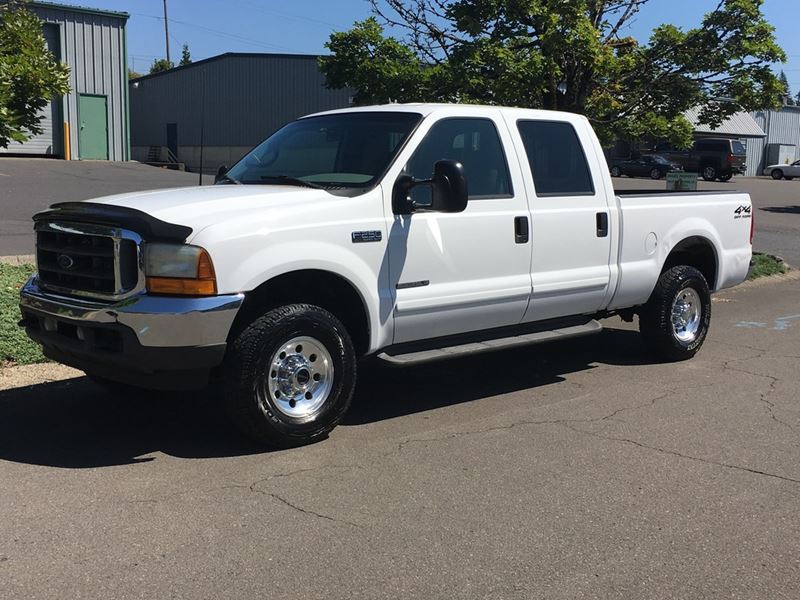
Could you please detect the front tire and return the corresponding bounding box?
[223,304,356,448]
[650,168,662,180]
[702,165,717,181]
[610,166,622,177]
[639,266,711,361]
[771,169,784,180]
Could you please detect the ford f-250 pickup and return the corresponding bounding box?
[19,104,754,447]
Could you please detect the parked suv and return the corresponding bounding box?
[655,138,746,182]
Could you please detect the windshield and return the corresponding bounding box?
[224,112,423,188]
[651,155,670,165]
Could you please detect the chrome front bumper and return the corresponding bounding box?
[20,276,244,348]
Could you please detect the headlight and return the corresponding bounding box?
[144,243,217,296]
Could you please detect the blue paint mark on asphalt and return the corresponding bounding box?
[736,314,800,331]
[774,315,800,331]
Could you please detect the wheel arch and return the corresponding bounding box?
[229,269,372,357]
[660,235,718,290]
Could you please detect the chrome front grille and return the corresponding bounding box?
[35,221,144,301]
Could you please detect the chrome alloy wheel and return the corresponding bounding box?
[671,287,702,343]
[266,336,334,418]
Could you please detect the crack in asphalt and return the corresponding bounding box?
[387,384,710,456]
[718,348,796,433]
[561,423,800,486]
[388,380,800,487]
[263,492,361,529]
[126,466,362,529]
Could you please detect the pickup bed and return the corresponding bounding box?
[19,104,753,447]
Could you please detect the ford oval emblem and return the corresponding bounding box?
[57,254,75,270]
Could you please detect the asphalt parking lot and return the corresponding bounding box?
[1,273,799,599]
[0,159,211,256]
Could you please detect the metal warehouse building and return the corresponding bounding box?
[0,1,130,160]
[129,53,353,172]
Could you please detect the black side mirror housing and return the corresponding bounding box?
[214,165,229,184]
[392,159,468,215]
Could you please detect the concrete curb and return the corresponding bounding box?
[0,255,35,266]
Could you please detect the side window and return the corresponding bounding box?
[406,118,512,200]
[516,120,594,196]
[695,140,711,152]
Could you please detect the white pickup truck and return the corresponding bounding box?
[20,104,753,447]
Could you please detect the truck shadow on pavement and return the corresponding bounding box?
[761,205,800,214]
[0,328,653,469]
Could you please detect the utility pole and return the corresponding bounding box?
[163,0,171,65]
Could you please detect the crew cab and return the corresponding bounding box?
[19,104,754,447]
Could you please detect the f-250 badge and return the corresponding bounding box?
[734,205,752,219]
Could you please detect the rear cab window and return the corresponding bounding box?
[516,120,595,196]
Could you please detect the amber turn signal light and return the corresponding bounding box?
[146,248,217,296]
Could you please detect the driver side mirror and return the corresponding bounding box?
[214,165,229,184]
[392,160,468,215]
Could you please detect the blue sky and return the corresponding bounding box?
[44,0,800,93]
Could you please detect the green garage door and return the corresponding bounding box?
[78,94,109,160]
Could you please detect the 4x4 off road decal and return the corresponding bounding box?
[734,205,752,219]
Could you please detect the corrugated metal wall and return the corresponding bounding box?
[1,23,63,155]
[129,54,353,149]
[748,108,800,176]
[0,4,129,160]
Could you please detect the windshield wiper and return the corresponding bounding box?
[260,175,323,189]
[216,173,242,185]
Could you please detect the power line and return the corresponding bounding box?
[227,0,339,30]
[130,11,302,53]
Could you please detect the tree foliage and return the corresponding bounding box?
[778,70,794,105]
[320,0,786,146]
[180,43,192,66]
[149,58,174,74]
[0,1,70,148]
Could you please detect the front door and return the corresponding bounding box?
[78,94,108,160]
[388,114,532,344]
[509,117,613,322]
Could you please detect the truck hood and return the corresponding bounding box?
[86,184,338,237]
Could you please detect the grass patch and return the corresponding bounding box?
[0,263,45,365]
[748,252,789,280]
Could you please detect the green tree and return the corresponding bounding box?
[320,0,786,147]
[0,1,70,148]
[128,68,142,80]
[179,43,192,66]
[149,58,174,74]
[778,70,794,105]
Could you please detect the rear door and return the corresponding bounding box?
[507,117,613,322]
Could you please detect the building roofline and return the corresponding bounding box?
[29,1,129,19]
[129,52,322,83]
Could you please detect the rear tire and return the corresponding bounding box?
[639,266,711,361]
[718,172,732,182]
[701,166,717,181]
[786,177,794,181]
[610,166,622,177]
[650,168,662,180]
[771,169,784,180]
[223,304,356,448]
